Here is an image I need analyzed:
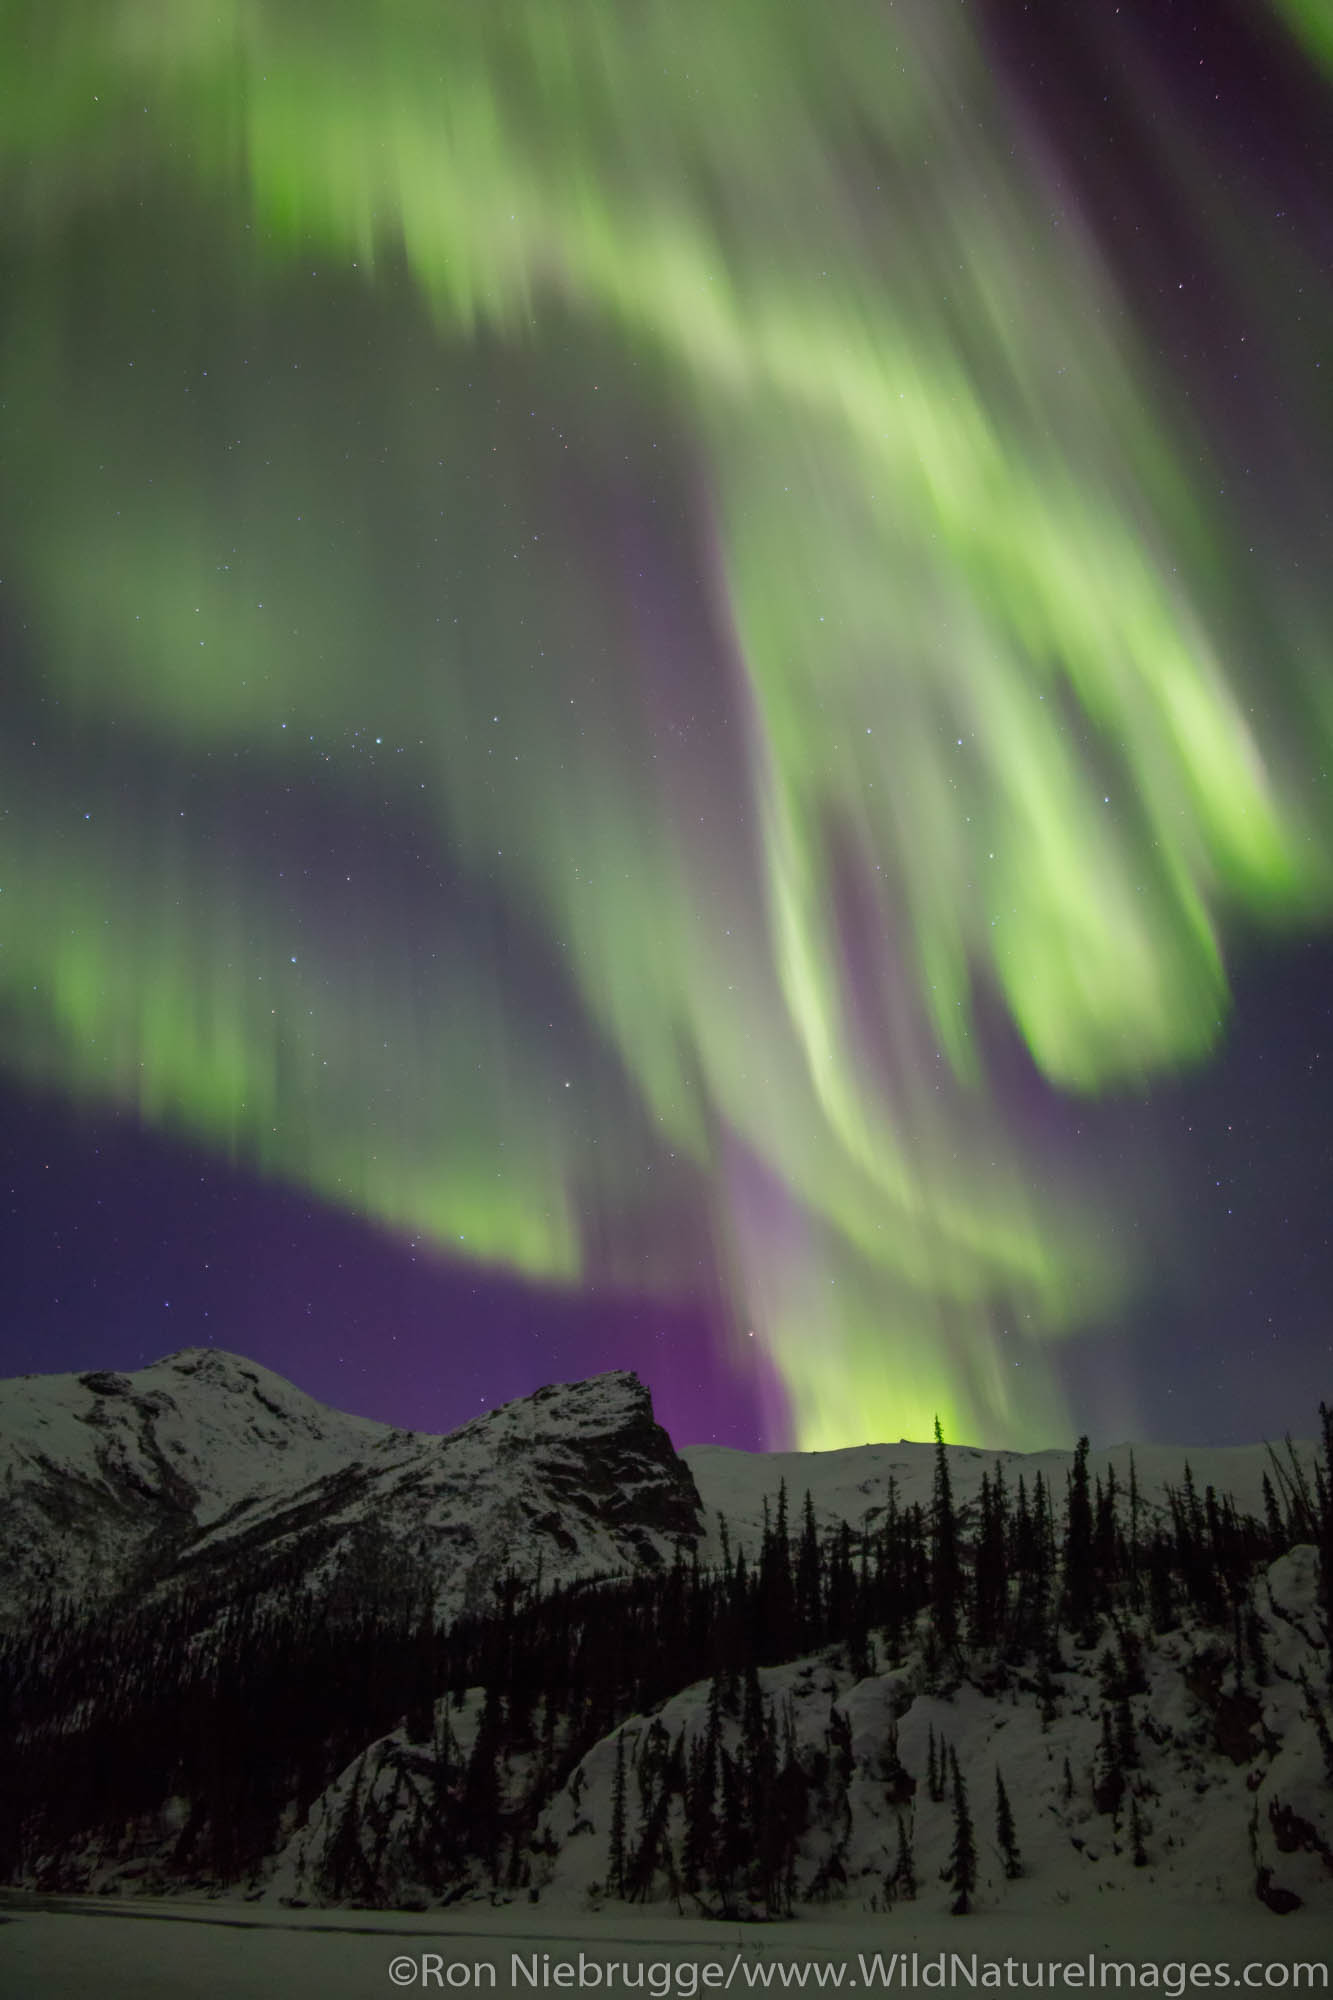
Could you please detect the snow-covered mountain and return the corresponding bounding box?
[1,1347,1328,1933]
[0,1347,704,1624]
[1,1345,1313,1627]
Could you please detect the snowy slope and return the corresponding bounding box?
[265,1543,1332,1925]
[0,1348,402,1613]
[167,1366,705,1621]
[529,1542,1330,1920]
[681,1438,1318,1570]
[0,1350,702,1623]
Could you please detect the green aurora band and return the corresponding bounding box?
[0,0,1329,1446]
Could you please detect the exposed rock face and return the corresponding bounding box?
[2,1352,1330,1929]
[0,1349,703,1625]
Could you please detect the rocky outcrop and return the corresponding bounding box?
[0,1351,703,1627]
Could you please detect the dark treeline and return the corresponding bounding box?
[0,1408,1329,1910]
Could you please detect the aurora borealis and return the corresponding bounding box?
[1,1,1330,1450]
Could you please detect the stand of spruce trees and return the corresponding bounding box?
[0,1405,1328,1910]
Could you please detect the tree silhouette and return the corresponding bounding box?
[931,1418,962,1652]
[608,1730,627,1898]
[995,1767,1022,1879]
[1063,1437,1095,1641]
[947,1747,976,1914]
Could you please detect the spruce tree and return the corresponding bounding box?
[608,1730,628,1898]
[796,1490,822,1649]
[1062,1438,1095,1641]
[947,1746,977,1914]
[971,1472,1008,1651]
[463,1687,503,1882]
[892,1810,917,1900]
[1130,1794,1148,1867]
[851,1538,874,1678]
[1127,1453,1144,1612]
[994,1767,1022,1879]
[928,1723,949,1803]
[767,1479,796,1650]
[1312,1408,1320,1688]
[826,1521,855,1643]
[1093,1466,1120,1611]
[320,1752,368,1901]
[682,1732,717,1896]
[931,1417,962,1652]
[1010,1475,1036,1653]
[405,1598,436,1745]
[876,1475,904,1653]
[425,1709,460,1888]
[714,1748,746,1911]
[742,1661,766,1765]
[626,1766,672,1904]
[1020,1469,1057,1658]
[1147,1530,1176,1634]
[772,1700,808,1918]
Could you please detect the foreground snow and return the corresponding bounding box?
[2,1894,1328,2000]
[259,1545,1330,1926]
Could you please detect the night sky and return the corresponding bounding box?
[0,0,1329,1454]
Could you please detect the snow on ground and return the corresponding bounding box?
[528,1555,1331,1920]
[1,1895,1327,2000]
[250,1543,1331,1940]
[681,1440,1319,1571]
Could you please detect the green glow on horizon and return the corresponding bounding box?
[0,0,1329,1448]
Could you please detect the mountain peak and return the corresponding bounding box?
[451,1366,656,1444]
[0,1348,701,1627]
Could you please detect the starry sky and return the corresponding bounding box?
[0,0,1329,1454]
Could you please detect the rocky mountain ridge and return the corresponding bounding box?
[4,1346,1315,1627]
[2,1348,1328,1931]
[0,1347,702,1624]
